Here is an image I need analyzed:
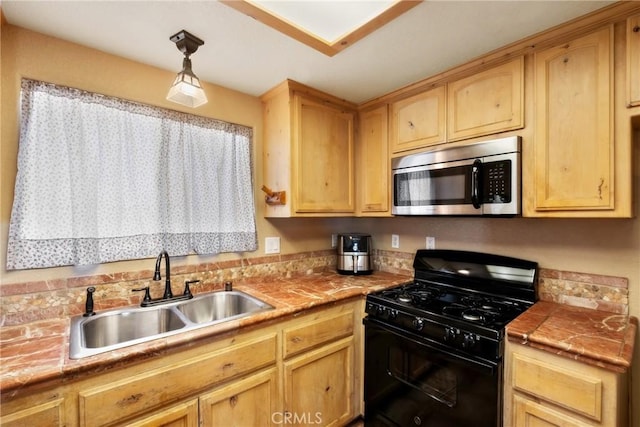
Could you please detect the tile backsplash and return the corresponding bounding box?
[0,249,629,327]
[537,268,629,314]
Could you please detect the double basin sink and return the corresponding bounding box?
[69,290,273,359]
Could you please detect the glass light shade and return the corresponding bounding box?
[166,62,208,108]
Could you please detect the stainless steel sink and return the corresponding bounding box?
[81,308,186,348]
[176,291,272,324]
[69,290,273,359]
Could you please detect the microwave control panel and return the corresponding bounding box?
[483,160,511,203]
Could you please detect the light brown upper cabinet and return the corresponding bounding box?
[447,57,524,141]
[389,86,446,154]
[356,105,391,216]
[262,80,357,217]
[529,27,628,216]
[627,14,640,107]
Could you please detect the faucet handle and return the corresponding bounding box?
[183,280,200,298]
[132,286,152,304]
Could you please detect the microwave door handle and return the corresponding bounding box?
[471,159,482,209]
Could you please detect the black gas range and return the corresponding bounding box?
[363,249,538,427]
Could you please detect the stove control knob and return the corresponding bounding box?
[462,333,477,349]
[376,305,386,316]
[388,309,398,320]
[444,327,457,342]
[412,317,425,331]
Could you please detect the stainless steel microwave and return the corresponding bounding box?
[392,136,521,216]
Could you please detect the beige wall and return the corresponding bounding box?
[2,23,639,426]
[0,24,338,285]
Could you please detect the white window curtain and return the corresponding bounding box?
[7,79,257,270]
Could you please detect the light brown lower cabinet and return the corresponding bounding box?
[122,369,279,427]
[200,368,279,427]
[284,338,354,427]
[0,299,363,427]
[281,302,360,427]
[125,399,199,427]
[504,340,629,427]
[0,395,66,427]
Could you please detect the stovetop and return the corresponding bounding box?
[374,280,531,331]
[365,249,538,360]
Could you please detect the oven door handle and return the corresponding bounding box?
[364,317,498,375]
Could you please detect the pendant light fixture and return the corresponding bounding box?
[166,30,208,108]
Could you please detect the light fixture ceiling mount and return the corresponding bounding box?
[170,30,204,56]
[167,29,208,108]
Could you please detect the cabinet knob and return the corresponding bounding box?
[633,25,640,33]
[408,120,415,129]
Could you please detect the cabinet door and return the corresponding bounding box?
[284,337,354,427]
[356,105,390,215]
[532,27,613,212]
[628,14,640,107]
[126,399,199,427]
[447,57,524,141]
[0,398,65,427]
[390,86,446,154]
[294,95,355,213]
[200,368,279,427]
[513,395,587,427]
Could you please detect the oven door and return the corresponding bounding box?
[363,317,502,427]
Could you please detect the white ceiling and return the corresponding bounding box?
[2,0,615,104]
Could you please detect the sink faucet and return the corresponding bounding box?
[153,250,173,299]
[131,250,195,307]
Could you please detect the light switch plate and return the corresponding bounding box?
[265,237,280,254]
[426,236,435,249]
[391,234,400,249]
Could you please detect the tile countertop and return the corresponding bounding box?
[506,301,638,373]
[0,271,411,398]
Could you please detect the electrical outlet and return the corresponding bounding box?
[426,236,435,249]
[331,234,337,248]
[265,237,280,254]
[391,234,400,249]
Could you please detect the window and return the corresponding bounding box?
[7,79,257,270]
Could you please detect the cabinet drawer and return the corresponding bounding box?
[79,333,277,427]
[283,310,354,359]
[512,352,602,421]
